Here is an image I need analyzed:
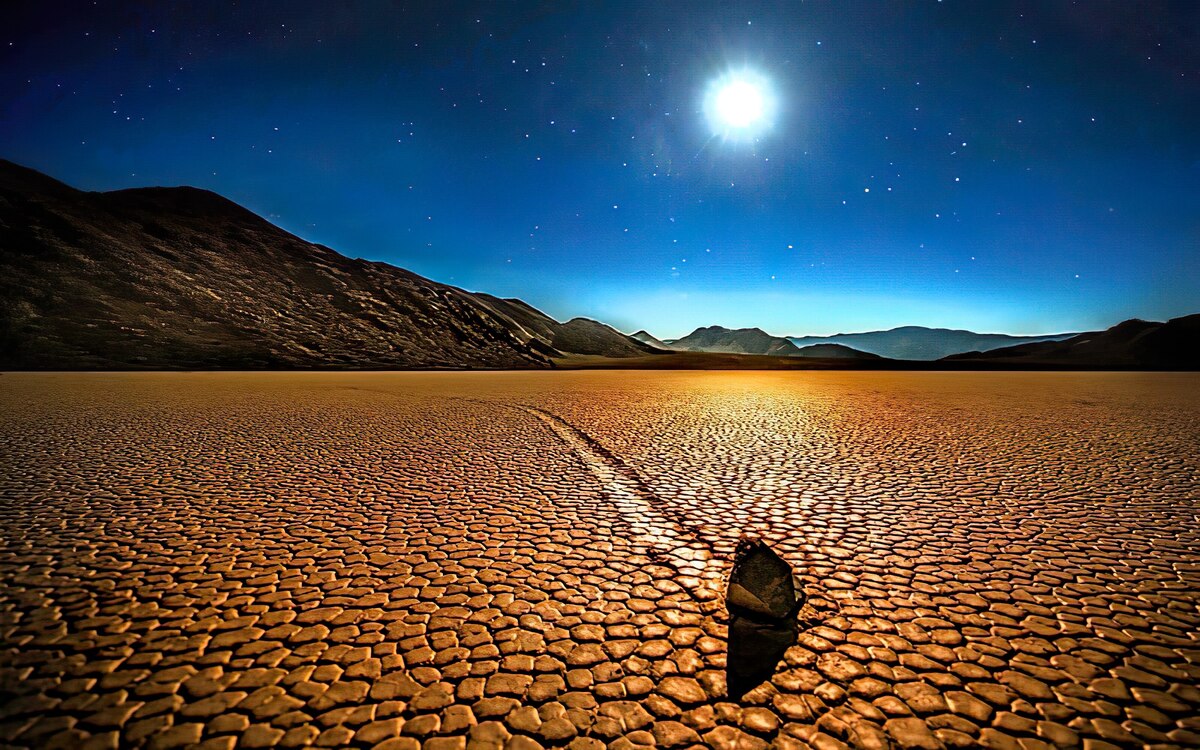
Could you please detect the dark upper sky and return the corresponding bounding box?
[3,1,1197,337]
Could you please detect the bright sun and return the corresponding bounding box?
[704,69,775,142]
[715,80,765,128]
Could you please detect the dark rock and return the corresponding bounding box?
[725,538,802,699]
[726,538,802,620]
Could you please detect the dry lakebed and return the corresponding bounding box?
[1,371,1197,750]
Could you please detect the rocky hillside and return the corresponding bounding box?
[0,161,650,369]
[472,295,657,358]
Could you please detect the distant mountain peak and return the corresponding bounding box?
[672,325,801,357]
[629,330,672,351]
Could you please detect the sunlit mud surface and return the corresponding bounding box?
[1,371,1198,749]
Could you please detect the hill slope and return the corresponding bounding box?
[0,161,648,369]
[471,296,656,357]
[551,318,659,357]
[671,326,803,356]
[944,316,1200,369]
[793,343,882,360]
[788,326,1076,360]
[630,330,673,350]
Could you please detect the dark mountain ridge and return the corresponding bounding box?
[792,343,881,360]
[787,325,1077,361]
[0,160,651,369]
[944,316,1200,369]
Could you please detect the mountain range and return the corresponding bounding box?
[665,326,881,360]
[785,326,1076,361]
[1,160,1194,371]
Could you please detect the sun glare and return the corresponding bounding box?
[704,69,776,142]
[716,80,765,128]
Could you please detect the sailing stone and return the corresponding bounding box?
[725,537,803,698]
[726,537,803,620]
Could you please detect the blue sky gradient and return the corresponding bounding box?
[3,1,1197,337]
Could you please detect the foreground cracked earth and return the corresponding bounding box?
[1,371,1198,750]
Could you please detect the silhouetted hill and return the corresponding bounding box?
[0,161,646,369]
[944,315,1200,369]
[671,326,802,356]
[551,318,659,357]
[630,330,672,350]
[793,343,881,360]
[787,326,1076,360]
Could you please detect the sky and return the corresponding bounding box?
[2,1,1197,338]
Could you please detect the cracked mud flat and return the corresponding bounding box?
[1,371,1198,750]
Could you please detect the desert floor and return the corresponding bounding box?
[1,371,1198,750]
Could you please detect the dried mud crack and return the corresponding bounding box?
[515,405,728,601]
[1,371,1198,750]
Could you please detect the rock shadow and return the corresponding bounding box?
[727,613,800,699]
[724,537,804,699]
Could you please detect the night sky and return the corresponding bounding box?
[3,1,1197,337]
